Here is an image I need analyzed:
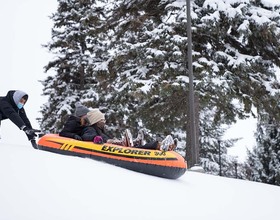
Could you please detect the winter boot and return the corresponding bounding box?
[124,129,134,147]
[170,138,178,151]
[108,138,124,146]
[133,129,144,147]
[160,135,174,151]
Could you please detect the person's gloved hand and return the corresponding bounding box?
[93,136,103,144]
[73,134,82,141]
[22,126,36,137]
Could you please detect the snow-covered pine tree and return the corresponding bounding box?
[99,0,280,172]
[199,106,240,177]
[40,0,110,132]
[190,0,280,172]
[99,0,188,138]
[245,113,280,186]
[40,0,280,176]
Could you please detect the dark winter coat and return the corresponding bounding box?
[81,124,111,142]
[59,115,86,139]
[0,90,32,130]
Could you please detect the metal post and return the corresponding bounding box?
[218,140,222,176]
[186,0,198,166]
[235,162,238,178]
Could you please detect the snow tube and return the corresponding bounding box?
[37,134,187,179]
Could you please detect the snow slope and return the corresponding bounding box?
[0,142,280,220]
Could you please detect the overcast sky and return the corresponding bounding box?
[0,0,58,112]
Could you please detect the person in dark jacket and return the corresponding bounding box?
[81,109,112,143]
[82,109,177,151]
[59,102,90,140]
[0,90,37,148]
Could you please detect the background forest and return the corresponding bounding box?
[39,0,280,186]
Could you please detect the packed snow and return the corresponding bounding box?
[1,141,280,220]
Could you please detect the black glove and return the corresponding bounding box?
[73,134,82,141]
[22,126,37,138]
[30,139,38,149]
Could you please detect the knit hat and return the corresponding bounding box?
[13,90,28,105]
[87,109,105,125]
[74,102,89,117]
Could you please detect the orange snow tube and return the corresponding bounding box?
[38,134,187,179]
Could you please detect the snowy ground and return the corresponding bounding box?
[0,141,280,220]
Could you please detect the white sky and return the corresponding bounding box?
[1,142,280,220]
[0,0,263,161]
[0,0,57,145]
[0,0,56,97]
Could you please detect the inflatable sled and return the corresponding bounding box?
[37,134,187,179]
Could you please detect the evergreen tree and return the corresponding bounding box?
[100,0,280,170]
[245,114,280,186]
[40,0,280,175]
[40,0,110,132]
[100,0,188,137]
